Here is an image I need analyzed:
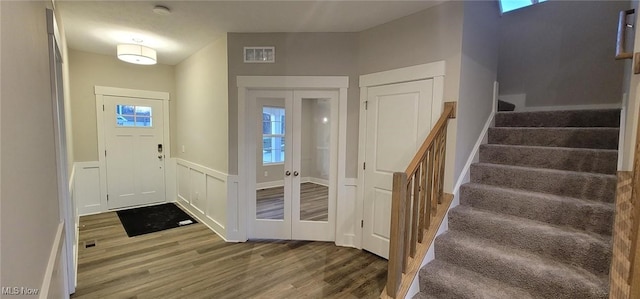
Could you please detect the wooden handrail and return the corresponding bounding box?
[616,9,635,60]
[383,102,456,298]
[405,102,457,176]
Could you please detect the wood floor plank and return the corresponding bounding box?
[73,211,387,298]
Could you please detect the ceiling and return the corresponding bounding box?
[57,1,443,65]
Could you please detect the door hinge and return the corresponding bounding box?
[102,105,105,111]
[363,162,366,170]
[106,194,109,201]
[364,100,368,110]
[105,150,107,157]
[361,220,364,228]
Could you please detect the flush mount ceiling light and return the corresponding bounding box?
[117,44,157,65]
[153,5,171,16]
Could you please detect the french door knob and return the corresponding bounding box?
[285,171,291,176]
[293,171,299,177]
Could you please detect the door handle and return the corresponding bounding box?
[285,170,291,176]
[293,171,299,177]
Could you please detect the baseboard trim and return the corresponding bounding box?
[40,222,65,299]
[452,109,495,201]
[256,180,284,190]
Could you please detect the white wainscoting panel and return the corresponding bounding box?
[177,163,190,205]
[75,162,102,215]
[190,168,206,214]
[207,175,227,231]
[226,176,242,241]
[165,158,177,204]
[175,159,230,241]
[336,178,358,248]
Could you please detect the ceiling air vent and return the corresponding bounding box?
[244,46,275,63]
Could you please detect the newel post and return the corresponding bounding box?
[386,172,408,297]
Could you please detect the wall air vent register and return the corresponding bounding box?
[244,46,275,63]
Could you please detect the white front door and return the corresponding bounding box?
[104,96,165,209]
[250,89,338,241]
[362,80,434,258]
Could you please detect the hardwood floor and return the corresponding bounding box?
[256,182,329,221]
[72,209,387,299]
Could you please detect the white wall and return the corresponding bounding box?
[68,50,176,162]
[175,35,229,173]
[1,1,66,296]
[498,0,627,108]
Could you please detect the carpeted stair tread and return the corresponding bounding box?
[449,205,611,276]
[470,163,616,203]
[495,109,620,127]
[460,183,614,235]
[416,259,535,299]
[488,127,619,149]
[435,231,609,299]
[479,144,617,174]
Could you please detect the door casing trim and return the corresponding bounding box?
[358,61,446,252]
[237,76,348,243]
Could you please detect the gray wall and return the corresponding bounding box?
[358,1,464,103]
[358,1,464,190]
[455,1,500,182]
[175,35,229,172]
[227,33,359,176]
[498,0,627,107]
[1,0,66,293]
[69,50,176,161]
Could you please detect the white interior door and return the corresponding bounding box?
[250,89,337,241]
[362,80,434,258]
[104,96,165,209]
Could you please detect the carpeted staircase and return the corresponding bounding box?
[414,109,620,299]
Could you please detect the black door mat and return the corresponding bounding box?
[116,203,197,237]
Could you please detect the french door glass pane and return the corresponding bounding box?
[257,102,286,220]
[299,98,330,222]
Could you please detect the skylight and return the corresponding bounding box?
[499,0,547,14]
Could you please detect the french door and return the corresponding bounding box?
[249,89,337,241]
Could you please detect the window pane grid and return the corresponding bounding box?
[116,105,153,127]
[262,106,285,165]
